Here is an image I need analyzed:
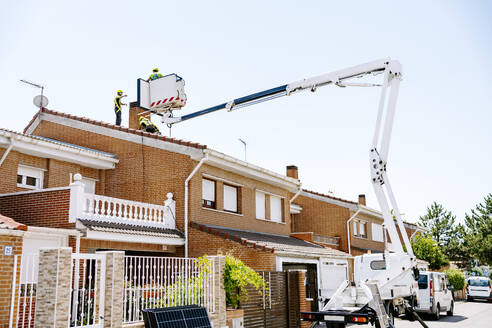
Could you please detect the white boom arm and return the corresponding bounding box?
[163,58,413,256]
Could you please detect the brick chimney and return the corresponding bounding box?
[129,102,151,130]
[358,194,366,206]
[286,165,298,179]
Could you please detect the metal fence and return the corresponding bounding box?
[123,256,215,323]
[10,254,38,328]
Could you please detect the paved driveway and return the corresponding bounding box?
[395,300,492,328]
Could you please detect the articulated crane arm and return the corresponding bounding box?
[163,58,413,256]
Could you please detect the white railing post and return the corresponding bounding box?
[69,173,85,223]
[164,193,176,228]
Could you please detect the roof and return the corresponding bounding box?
[302,189,358,205]
[24,108,206,149]
[191,222,349,258]
[0,213,27,231]
[78,219,184,239]
[0,128,118,159]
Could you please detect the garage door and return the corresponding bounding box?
[320,260,348,299]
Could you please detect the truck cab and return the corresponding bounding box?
[415,272,453,320]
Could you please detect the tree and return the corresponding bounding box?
[418,202,456,247]
[464,194,492,266]
[412,234,449,270]
[444,223,472,267]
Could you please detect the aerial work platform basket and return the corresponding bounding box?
[137,73,187,113]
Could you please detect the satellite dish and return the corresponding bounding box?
[33,95,49,108]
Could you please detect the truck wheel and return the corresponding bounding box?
[433,304,440,321]
[447,301,454,316]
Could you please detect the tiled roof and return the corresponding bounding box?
[24,108,207,150]
[0,128,118,159]
[302,189,358,205]
[78,219,184,239]
[191,222,349,258]
[0,213,27,231]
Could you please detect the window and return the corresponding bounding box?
[359,221,367,238]
[255,191,266,220]
[370,260,387,270]
[352,221,358,236]
[270,195,282,223]
[223,184,238,213]
[372,223,384,242]
[17,165,44,189]
[202,178,216,208]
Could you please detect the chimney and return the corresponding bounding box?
[358,194,366,206]
[129,102,151,130]
[286,165,298,179]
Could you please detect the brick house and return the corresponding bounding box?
[287,165,425,278]
[0,104,351,311]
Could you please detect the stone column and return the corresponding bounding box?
[208,256,226,328]
[97,251,125,328]
[35,247,72,327]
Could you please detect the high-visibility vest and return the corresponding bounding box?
[114,96,122,111]
[148,73,163,81]
[140,118,160,132]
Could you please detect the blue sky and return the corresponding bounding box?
[1,0,491,223]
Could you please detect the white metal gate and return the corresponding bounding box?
[9,254,38,328]
[70,253,106,328]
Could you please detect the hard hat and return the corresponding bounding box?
[152,68,159,72]
[117,90,123,94]
[139,116,146,121]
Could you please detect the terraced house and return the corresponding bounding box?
[0,104,355,325]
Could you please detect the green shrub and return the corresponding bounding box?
[445,268,465,291]
[224,255,267,309]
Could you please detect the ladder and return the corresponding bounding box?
[366,283,393,328]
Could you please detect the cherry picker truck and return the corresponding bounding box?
[137,58,429,328]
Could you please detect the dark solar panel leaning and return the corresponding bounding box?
[142,306,212,328]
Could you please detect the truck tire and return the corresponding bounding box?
[433,304,440,321]
[447,301,454,316]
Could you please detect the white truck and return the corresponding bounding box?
[138,58,425,328]
[415,272,454,320]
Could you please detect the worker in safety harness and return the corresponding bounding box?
[146,68,163,82]
[139,116,160,134]
[114,90,127,126]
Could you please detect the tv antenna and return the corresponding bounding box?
[20,79,48,108]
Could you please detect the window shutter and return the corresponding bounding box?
[270,195,282,222]
[371,223,384,242]
[202,179,215,201]
[256,191,266,219]
[359,222,366,236]
[353,221,358,236]
[223,185,237,212]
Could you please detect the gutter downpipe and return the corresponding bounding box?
[346,209,361,256]
[0,137,14,167]
[289,183,302,203]
[184,154,208,257]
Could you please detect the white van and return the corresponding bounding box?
[466,277,492,301]
[415,272,453,320]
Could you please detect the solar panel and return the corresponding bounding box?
[142,305,212,328]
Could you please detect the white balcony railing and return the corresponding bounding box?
[69,174,176,229]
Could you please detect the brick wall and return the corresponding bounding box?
[188,227,276,271]
[0,231,23,328]
[291,194,351,252]
[0,189,72,229]
[0,149,99,195]
[190,164,291,235]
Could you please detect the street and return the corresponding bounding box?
[394,300,492,328]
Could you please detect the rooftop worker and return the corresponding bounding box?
[114,90,127,126]
[139,116,160,134]
[146,68,163,82]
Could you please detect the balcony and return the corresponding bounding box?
[70,174,176,229]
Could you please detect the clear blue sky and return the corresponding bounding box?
[1,0,490,223]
